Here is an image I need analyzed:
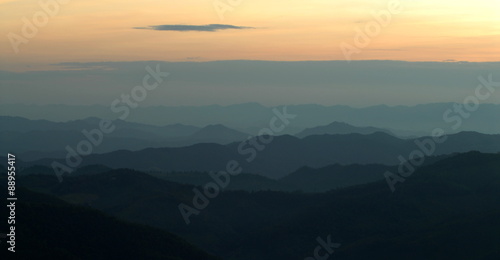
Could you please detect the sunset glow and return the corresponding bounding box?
[1,0,499,71]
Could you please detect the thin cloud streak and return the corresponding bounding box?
[134,24,256,32]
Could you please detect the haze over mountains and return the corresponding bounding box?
[3,102,500,135]
[2,101,500,259]
[0,116,252,160]
[2,61,500,258]
[24,131,498,179]
[2,104,500,259]
[4,61,500,107]
[3,112,500,162]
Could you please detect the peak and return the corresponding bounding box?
[227,102,264,108]
[164,123,192,127]
[191,124,247,139]
[327,121,351,126]
[81,117,103,123]
[452,131,487,137]
[204,124,227,128]
[199,124,233,131]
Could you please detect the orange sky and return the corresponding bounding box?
[1,0,499,71]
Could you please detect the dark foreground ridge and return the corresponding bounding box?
[13,151,500,259]
[0,187,220,260]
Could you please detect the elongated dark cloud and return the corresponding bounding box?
[134,24,255,32]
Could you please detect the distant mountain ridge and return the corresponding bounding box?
[189,124,248,143]
[2,102,500,134]
[0,115,200,137]
[0,116,251,159]
[22,131,500,179]
[281,164,394,192]
[296,121,393,138]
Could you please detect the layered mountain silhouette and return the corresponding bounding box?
[24,131,500,179]
[0,116,250,160]
[4,104,500,259]
[14,152,500,260]
[3,102,500,134]
[281,164,394,192]
[296,121,393,138]
[187,124,248,143]
[13,153,456,193]
[0,186,220,259]
[0,116,199,137]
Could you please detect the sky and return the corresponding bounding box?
[0,0,499,107]
[1,0,499,71]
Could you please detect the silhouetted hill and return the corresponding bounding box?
[279,153,457,192]
[0,116,253,158]
[189,124,248,143]
[1,164,111,177]
[0,116,200,137]
[0,187,220,260]
[432,131,500,154]
[72,164,113,176]
[296,121,393,138]
[150,171,295,192]
[16,152,500,259]
[10,153,456,193]
[280,164,394,192]
[0,129,160,157]
[29,131,500,179]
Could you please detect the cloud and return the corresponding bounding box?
[134,24,255,32]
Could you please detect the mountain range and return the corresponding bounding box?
[12,151,500,259]
[2,102,500,134]
[23,131,500,179]
[0,116,251,160]
[296,121,394,138]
